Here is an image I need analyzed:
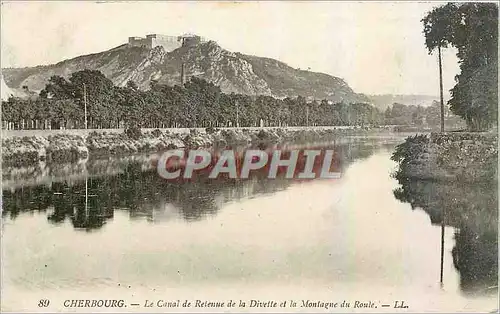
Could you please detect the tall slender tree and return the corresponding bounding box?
[422,3,498,131]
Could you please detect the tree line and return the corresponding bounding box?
[385,101,465,129]
[2,70,386,130]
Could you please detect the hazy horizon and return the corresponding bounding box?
[1,1,461,96]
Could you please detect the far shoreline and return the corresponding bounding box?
[2,126,419,168]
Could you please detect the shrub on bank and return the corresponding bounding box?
[205,126,218,134]
[391,134,429,165]
[46,134,88,162]
[151,129,163,137]
[2,134,88,165]
[220,129,250,144]
[125,126,142,140]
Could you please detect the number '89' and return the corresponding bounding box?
[38,299,50,307]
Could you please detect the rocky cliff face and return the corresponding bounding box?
[3,40,369,103]
[1,75,14,100]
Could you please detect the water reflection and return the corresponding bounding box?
[393,178,498,295]
[2,140,392,230]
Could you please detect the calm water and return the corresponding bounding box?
[1,135,498,312]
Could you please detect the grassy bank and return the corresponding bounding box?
[2,127,393,166]
[391,132,498,182]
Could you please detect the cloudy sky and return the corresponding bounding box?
[1,1,460,96]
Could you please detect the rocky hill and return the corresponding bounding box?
[1,74,37,100]
[2,40,369,103]
[1,75,14,100]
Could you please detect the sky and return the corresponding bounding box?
[1,1,461,96]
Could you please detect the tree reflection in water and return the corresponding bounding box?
[393,178,498,295]
[2,141,389,230]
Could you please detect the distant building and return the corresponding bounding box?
[128,36,149,48]
[178,33,206,46]
[128,33,207,52]
[128,34,181,52]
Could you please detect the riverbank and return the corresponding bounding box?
[2,127,398,166]
[391,132,498,182]
[392,133,498,293]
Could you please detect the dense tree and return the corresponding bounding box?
[384,101,465,129]
[38,70,119,128]
[422,3,498,131]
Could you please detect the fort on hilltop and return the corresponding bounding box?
[128,34,206,52]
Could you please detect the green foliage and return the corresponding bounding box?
[384,101,465,129]
[124,125,142,140]
[422,3,498,131]
[37,69,118,128]
[391,134,429,164]
[3,70,385,130]
[151,129,163,137]
[205,126,217,134]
